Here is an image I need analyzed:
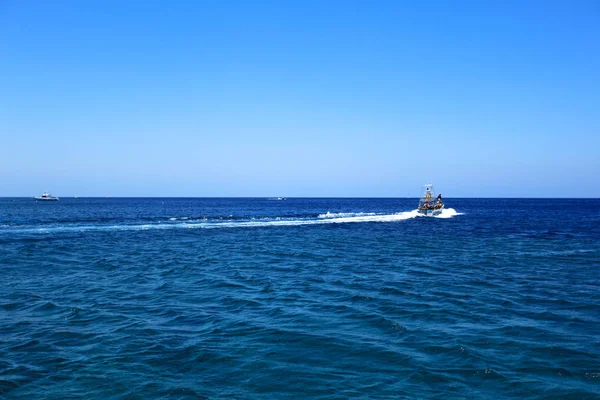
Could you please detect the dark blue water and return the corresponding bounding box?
[1,198,599,399]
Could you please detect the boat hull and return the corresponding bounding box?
[419,205,443,216]
[34,197,59,201]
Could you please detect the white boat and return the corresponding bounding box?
[277,197,287,201]
[34,192,59,201]
[417,184,443,216]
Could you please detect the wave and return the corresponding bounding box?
[0,209,461,235]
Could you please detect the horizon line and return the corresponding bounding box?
[2,196,599,199]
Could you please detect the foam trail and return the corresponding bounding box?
[0,209,462,235]
[318,212,378,219]
[185,210,421,229]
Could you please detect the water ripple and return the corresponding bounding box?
[0,198,599,398]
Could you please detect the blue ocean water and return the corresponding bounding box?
[1,197,599,399]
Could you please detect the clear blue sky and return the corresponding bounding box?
[1,0,598,197]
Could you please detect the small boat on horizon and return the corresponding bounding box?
[34,192,59,201]
[417,184,443,216]
[277,197,287,201]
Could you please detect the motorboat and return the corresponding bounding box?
[277,197,287,201]
[417,184,443,216]
[34,192,59,201]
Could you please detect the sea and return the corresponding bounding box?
[0,197,598,399]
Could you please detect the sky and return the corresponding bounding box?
[1,0,599,197]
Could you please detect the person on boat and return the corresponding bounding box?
[437,193,442,201]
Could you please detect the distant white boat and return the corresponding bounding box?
[34,192,59,201]
[277,197,287,201]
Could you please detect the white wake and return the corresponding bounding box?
[433,208,463,219]
[1,209,461,235]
